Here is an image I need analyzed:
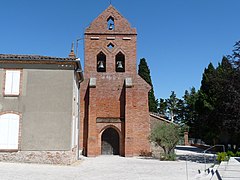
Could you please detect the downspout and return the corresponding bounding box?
[77,77,83,159]
[75,59,84,160]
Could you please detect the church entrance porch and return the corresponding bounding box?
[101,128,120,155]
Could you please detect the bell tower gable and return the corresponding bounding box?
[84,5,137,74]
[85,5,136,35]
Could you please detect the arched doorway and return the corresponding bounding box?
[101,128,120,155]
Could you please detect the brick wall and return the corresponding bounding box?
[80,5,150,157]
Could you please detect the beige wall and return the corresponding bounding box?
[0,69,75,151]
[0,69,3,97]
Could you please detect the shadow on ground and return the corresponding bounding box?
[177,154,217,164]
[175,146,217,164]
[175,146,203,153]
[138,146,218,164]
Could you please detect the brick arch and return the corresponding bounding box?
[113,48,127,56]
[0,111,21,116]
[112,48,127,63]
[96,48,109,56]
[99,124,121,136]
[99,125,121,155]
[107,14,116,21]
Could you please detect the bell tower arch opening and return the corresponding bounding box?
[107,16,115,30]
[115,52,125,72]
[101,127,120,155]
[97,52,106,72]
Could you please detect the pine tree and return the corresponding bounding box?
[138,58,158,112]
[195,62,220,144]
[158,98,167,115]
[158,91,183,124]
[166,91,179,122]
[183,87,198,128]
[215,57,240,150]
[196,56,240,149]
[232,40,240,68]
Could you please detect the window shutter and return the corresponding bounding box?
[0,114,19,150]
[4,71,13,95]
[0,116,9,149]
[8,114,19,149]
[4,70,20,95]
[11,71,21,95]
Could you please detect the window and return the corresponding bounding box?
[107,43,114,50]
[0,113,20,150]
[116,52,125,72]
[97,52,106,72]
[4,70,21,96]
[107,16,114,30]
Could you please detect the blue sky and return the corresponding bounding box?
[1,0,240,99]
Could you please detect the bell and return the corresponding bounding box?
[98,61,104,69]
[117,61,123,69]
[109,23,114,30]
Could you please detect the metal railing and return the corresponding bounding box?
[203,144,225,173]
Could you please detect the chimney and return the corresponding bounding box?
[68,42,76,58]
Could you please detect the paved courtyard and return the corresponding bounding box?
[0,154,207,180]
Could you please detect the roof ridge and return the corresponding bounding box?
[149,112,175,124]
[0,54,76,61]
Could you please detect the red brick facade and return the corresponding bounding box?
[80,5,151,156]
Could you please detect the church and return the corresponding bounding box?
[79,5,151,157]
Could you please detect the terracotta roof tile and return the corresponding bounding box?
[0,54,75,61]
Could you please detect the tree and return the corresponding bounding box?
[215,57,240,150]
[166,91,179,122]
[232,40,240,69]
[156,41,240,150]
[149,122,180,159]
[158,91,185,124]
[195,62,220,144]
[195,56,240,150]
[158,98,167,115]
[182,87,199,137]
[138,58,158,112]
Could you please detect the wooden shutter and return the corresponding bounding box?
[0,114,20,149]
[4,71,13,95]
[11,71,21,95]
[0,115,9,149]
[4,70,21,95]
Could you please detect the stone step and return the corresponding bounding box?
[210,157,240,180]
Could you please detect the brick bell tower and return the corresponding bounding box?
[80,5,151,157]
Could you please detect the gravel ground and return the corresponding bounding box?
[0,154,207,180]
